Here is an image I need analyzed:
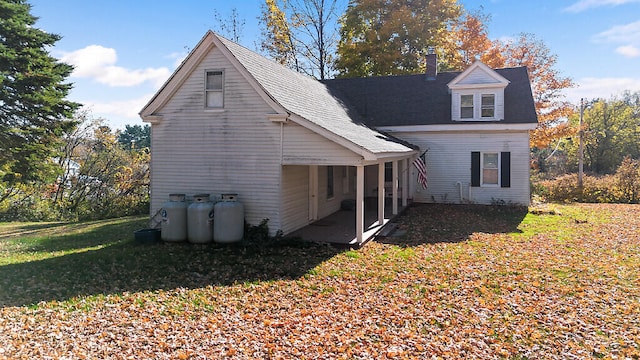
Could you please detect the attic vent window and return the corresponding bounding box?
[206,70,224,108]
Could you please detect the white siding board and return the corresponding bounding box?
[282,123,362,165]
[495,91,505,120]
[280,166,310,234]
[149,45,284,235]
[393,131,531,205]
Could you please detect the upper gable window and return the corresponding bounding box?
[461,95,474,119]
[205,70,224,108]
[481,94,495,118]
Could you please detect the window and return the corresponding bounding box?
[327,166,334,199]
[205,70,224,108]
[481,94,495,118]
[460,94,474,119]
[471,152,511,188]
[455,92,500,121]
[482,153,499,185]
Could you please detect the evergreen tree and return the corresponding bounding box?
[0,0,79,186]
[117,124,151,150]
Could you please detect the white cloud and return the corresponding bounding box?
[593,20,640,44]
[78,93,154,130]
[591,20,640,59]
[616,44,640,57]
[564,0,640,12]
[62,45,171,87]
[563,77,640,103]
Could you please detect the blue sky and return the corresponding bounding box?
[30,0,640,130]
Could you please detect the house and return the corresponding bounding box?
[139,31,537,245]
[324,57,538,205]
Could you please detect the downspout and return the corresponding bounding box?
[456,181,464,203]
[280,122,284,164]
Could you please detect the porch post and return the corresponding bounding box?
[392,160,398,215]
[378,162,385,225]
[402,158,409,207]
[356,165,364,244]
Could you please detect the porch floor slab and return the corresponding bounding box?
[288,198,407,247]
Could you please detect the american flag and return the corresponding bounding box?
[413,155,428,189]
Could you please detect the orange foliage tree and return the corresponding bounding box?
[447,14,575,148]
[497,33,576,148]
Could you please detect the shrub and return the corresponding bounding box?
[534,159,640,204]
[616,157,640,203]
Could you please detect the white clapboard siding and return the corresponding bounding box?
[282,123,362,165]
[150,45,284,233]
[394,131,531,205]
[280,165,309,234]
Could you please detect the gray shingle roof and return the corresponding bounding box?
[217,35,415,155]
[323,67,538,127]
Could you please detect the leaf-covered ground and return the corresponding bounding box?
[0,204,638,359]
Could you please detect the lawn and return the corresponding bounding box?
[0,203,638,359]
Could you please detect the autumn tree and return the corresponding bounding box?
[259,0,345,79]
[0,0,79,188]
[54,115,150,220]
[440,12,574,148]
[497,33,575,148]
[260,0,297,69]
[335,0,461,77]
[441,8,503,70]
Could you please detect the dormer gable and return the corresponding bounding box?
[448,61,510,121]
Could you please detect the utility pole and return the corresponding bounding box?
[578,98,584,201]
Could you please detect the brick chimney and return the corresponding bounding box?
[426,47,437,80]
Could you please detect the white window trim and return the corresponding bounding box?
[481,94,495,119]
[454,91,500,122]
[205,69,224,108]
[481,151,500,187]
[460,94,474,119]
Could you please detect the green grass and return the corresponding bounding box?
[0,216,339,307]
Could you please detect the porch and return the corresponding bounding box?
[289,198,408,247]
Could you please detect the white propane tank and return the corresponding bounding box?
[161,194,187,242]
[213,193,244,243]
[187,194,214,243]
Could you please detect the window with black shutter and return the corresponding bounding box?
[471,151,510,188]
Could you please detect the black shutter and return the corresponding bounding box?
[501,152,511,188]
[471,152,480,187]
